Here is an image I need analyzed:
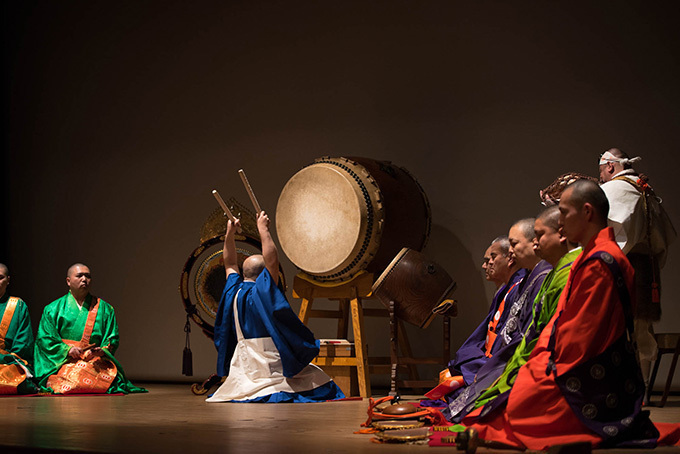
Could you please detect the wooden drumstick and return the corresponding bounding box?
[212,189,242,233]
[212,190,236,221]
[238,169,262,214]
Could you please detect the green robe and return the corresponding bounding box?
[0,294,40,393]
[34,293,146,394]
[473,248,580,408]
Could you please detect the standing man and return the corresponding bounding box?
[207,211,344,402]
[599,148,676,399]
[0,263,40,394]
[34,263,146,394]
[467,180,679,449]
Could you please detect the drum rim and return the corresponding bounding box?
[276,157,385,281]
[371,247,411,296]
[372,420,425,430]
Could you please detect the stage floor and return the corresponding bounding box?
[1,383,678,454]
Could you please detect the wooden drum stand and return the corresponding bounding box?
[293,272,375,398]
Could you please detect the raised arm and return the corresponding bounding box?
[257,211,279,283]
[223,219,241,277]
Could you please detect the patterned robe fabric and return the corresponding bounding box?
[465,228,680,449]
[0,295,40,394]
[446,268,527,388]
[34,293,146,394]
[447,249,578,422]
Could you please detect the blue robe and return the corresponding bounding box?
[211,268,344,403]
[214,268,320,378]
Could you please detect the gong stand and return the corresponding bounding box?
[388,300,451,396]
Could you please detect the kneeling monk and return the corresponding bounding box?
[207,211,344,403]
[34,263,146,394]
[0,263,41,394]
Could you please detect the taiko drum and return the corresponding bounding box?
[275,156,431,283]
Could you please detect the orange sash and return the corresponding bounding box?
[46,298,118,394]
[0,297,28,394]
[484,281,521,357]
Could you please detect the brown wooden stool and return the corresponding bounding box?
[293,272,375,398]
[648,332,680,407]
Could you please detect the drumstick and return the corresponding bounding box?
[238,169,262,214]
[212,190,237,221]
[212,189,242,233]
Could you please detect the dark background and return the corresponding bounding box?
[3,1,679,387]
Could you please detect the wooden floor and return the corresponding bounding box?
[0,384,678,454]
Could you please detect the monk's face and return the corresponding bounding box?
[558,188,586,245]
[508,225,537,269]
[483,242,509,284]
[533,218,564,266]
[0,268,9,298]
[67,265,92,293]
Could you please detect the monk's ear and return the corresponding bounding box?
[582,203,594,222]
[558,232,568,245]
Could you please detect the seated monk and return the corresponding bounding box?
[465,180,680,449]
[0,263,40,394]
[207,210,345,403]
[432,218,552,404]
[427,236,525,401]
[34,263,146,394]
[446,206,579,422]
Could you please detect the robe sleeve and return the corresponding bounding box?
[254,268,320,378]
[96,301,120,355]
[553,258,627,375]
[214,273,241,376]
[7,299,35,363]
[34,301,71,381]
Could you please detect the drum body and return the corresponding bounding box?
[372,248,456,328]
[276,156,430,283]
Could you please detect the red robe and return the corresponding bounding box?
[465,227,680,449]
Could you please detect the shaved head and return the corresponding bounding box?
[537,206,561,232]
[67,263,89,278]
[512,218,537,241]
[566,180,609,226]
[0,263,9,298]
[243,255,266,281]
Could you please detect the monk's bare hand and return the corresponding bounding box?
[68,347,83,359]
[257,211,270,232]
[226,218,242,236]
[83,347,104,361]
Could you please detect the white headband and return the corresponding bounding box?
[599,151,642,166]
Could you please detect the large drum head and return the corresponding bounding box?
[276,163,366,275]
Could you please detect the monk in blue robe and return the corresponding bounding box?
[207,211,344,403]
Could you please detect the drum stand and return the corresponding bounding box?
[294,272,449,398]
[388,300,451,397]
[294,272,375,398]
